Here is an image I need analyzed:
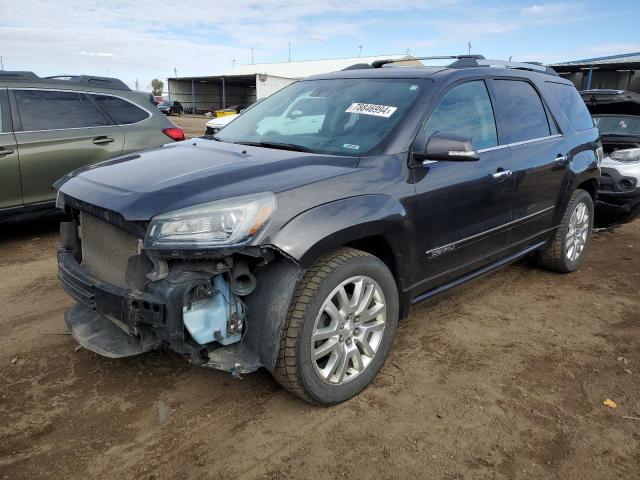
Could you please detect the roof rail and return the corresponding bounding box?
[0,71,131,90]
[43,75,130,90]
[370,55,559,76]
[371,55,485,68]
[448,58,559,76]
[0,71,40,81]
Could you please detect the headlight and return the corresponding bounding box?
[144,192,276,249]
[611,147,640,163]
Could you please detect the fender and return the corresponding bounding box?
[269,194,414,283]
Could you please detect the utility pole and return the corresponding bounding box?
[232,59,236,68]
[173,67,177,78]
[135,79,139,91]
[467,41,471,55]
[358,46,363,57]
[251,47,254,64]
[288,41,291,62]
[0,56,4,71]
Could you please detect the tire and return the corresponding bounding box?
[537,189,594,273]
[273,247,399,405]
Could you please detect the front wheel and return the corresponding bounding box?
[537,189,594,273]
[273,247,399,405]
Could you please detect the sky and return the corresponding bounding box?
[1,0,639,91]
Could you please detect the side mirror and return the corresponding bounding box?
[418,132,479,162]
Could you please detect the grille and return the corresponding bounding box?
[80,212,141,288]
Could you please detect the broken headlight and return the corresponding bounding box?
[144,192,276,249]
[611,147,640,163]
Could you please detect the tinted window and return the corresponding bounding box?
[90,94,149,124]
[15,90,85,131]
[81,94,110,127]
[546,82,594,131]
[494,80,551,144]
[423,81,497,149]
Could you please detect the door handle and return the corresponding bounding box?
[492,169,513,180]
[93,136,115,145]
[0,148,14,157]
[555,155,569,166]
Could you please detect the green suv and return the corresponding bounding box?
[0,71,185,222]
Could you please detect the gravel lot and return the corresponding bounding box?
[1,119,638,479]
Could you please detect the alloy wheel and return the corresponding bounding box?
[310,275,387,384]
[565,201,590,262]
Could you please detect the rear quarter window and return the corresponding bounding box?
[546,82,594,131]
[90,94,150,125]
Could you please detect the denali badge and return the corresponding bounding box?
[427,244,455,258]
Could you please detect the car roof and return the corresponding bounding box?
[306,62,570,86]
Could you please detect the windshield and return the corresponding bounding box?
[594,115,640,136]
[215,78,425,155]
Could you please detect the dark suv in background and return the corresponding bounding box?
[55,55,600,405]
[581,89,640,226]
[0,72,185,222]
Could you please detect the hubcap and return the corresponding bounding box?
[565,201,590,262]
[310,276,387,385]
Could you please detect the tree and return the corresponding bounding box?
[151,78,164,96]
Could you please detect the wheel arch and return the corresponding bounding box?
[268,194,413,293]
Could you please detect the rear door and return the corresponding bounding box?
[490,79,568,246]
[0,88,22,210]
[88,93,163,152]
[10,89,125,205]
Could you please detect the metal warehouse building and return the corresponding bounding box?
[550,52,640,92]
[167,54,419,113]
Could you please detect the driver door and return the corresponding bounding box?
[412,80,514,294]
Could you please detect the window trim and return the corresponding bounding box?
[8,87,152,133]
[419,78,500,151]
[488,77,561,145]
[477,133,563,153]
[0,88,13,134]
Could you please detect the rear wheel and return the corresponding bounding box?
[537,189,594,273]
[273,247,399,405]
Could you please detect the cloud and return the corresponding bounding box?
[0,0,597,88]
[79,52,116,57]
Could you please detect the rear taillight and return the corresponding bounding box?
[162,127,185,141]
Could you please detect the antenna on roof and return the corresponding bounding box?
[467,41,471,55]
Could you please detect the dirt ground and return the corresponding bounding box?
[0,213,638,479]
[170,114,208,139]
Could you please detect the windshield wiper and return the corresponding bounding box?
[234,141,313,153]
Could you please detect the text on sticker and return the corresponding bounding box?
[346,103,398,118]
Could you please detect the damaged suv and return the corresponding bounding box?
[581,89,640,226]
[56,56,600,404]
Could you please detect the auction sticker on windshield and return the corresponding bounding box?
[346,103,398,118]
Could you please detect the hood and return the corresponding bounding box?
[206,115,238,128]
[58,138,359,221]
[581,90,640,116]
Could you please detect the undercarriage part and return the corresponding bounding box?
[182,275,244,346]
[230,259,257,296]
[65,303,162,358]
[146,255,169,282]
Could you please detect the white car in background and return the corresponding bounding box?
[255,96,325,135]
[205,114,238,135]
